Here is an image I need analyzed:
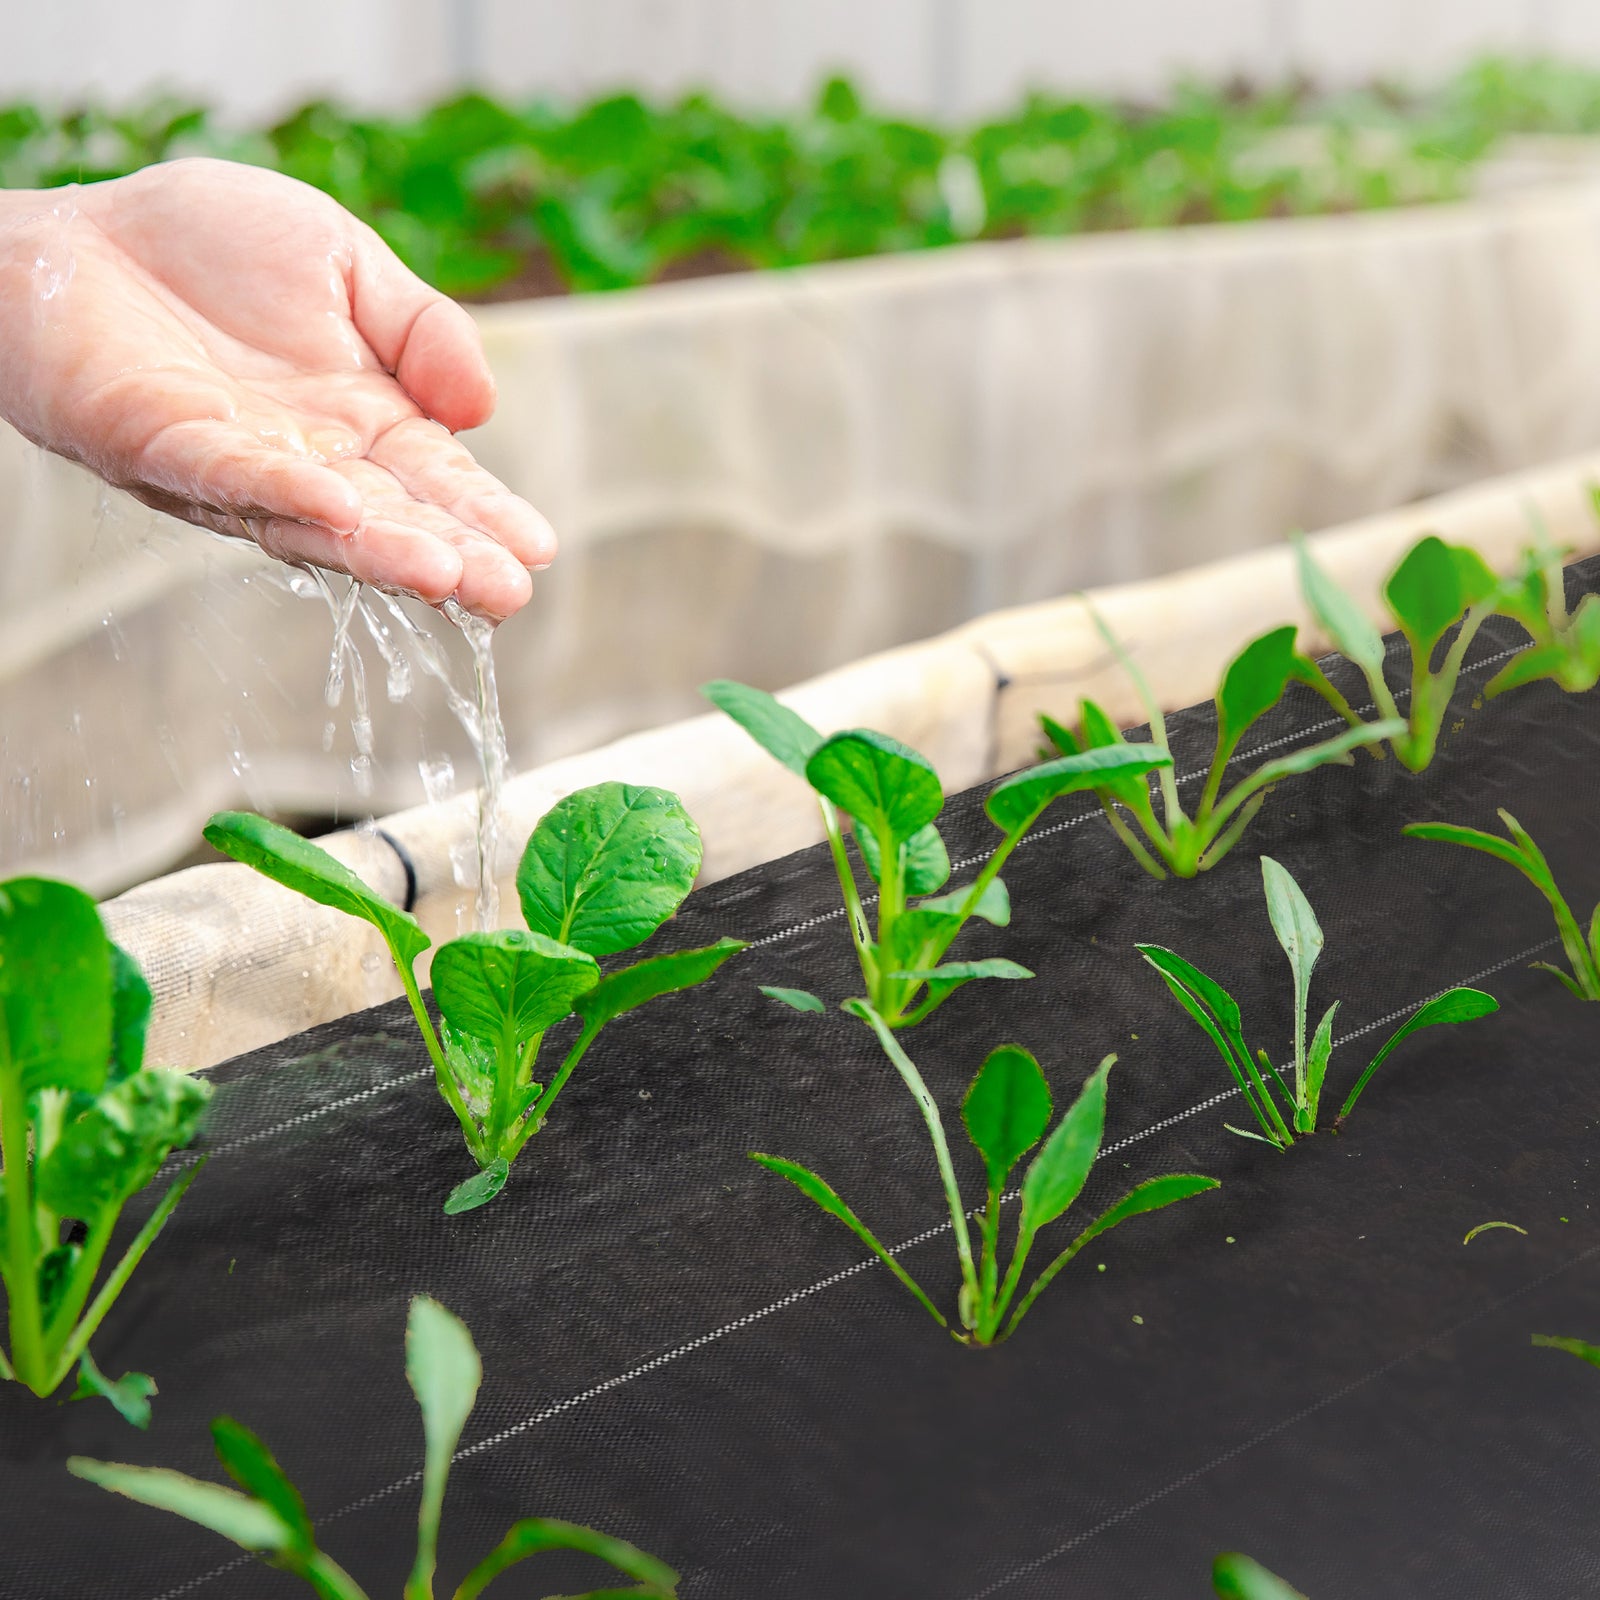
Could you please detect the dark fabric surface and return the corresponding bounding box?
[6,562,1600,1600]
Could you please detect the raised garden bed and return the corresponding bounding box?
[6,557,1600,1597]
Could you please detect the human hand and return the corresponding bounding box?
[0,158,553,619]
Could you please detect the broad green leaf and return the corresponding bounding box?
[432,931,599,1042]
[451,1516,679,1600]
[406,1296,481,1600]
[37,1069,212,1220]
[1384,534,1474,656]
[444,1158,510,1216]
[573,939,745,1032]
[1019,1056,1114,1236]
[442,1022,498,1118]
[749,1152,947,1329]
[1294,532,1388,682]
[1533,1333,1600,1371]
[985,744,1171,834]
[1217,626,1297,750]
[856,821,951,896]
[700,679,823,777]
[917,876,1011,926]
[759,985,826,1013]
[883,907,963,976]
[1260,857,1322,1086]
[962,1045,1053,1188]
[805,730,944,843]
[0,876,113,1097]
[66,1458,294,1552]
[210,1418,314,1552]
[205,812,429,970]
[107,943,153,1082]
[1213,1552,1308,1600]
[889,959,1033,984]
[73,1351,156,1430]
[516,783,701,958]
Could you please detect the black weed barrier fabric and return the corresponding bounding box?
[8,561,1600,1600]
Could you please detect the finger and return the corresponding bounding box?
[424,521,535,620]
[137,419,363,534]
[348,227,496,433]
[367,416,556,569]
[128,485,466,606]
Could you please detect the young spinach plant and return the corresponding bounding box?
[1212,1553,1308,1599]
[0,876,210,1424]
[1480,533,1600,700]
[1293,530,1513,772]
[207,783,743,1214]
[1404,809,1600,999]
[1039,611,1401,879]
[1139,856,1498,1148]
[703,679,1171,1025]
[752,1002,1217,1345]
[70,1294,678,1600]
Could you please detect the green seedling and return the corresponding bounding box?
[1480,537,1600,700]
[752,1002,1217,1345]
[1533,1333,1600,1371]
[1404,808,1600,1000]
[0,876,210,1422]
[1040,610,1402,879]
[703,679,1171,1026]
[1293,530,1516,772]
[1212,1553,1308,1599]
[69,1294,678,1600]
[1139,856,1498,1148]
[206,784,743,1213]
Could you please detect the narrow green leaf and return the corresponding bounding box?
[204,812,429,970]
[1260,857,1323,1093]
[431,932,599,1042]
[516,784,702,958]
[1212,1552,1309,1600]
[406,1296,482,1600]
[1019,1056,1114,1235]
[444,1159,510,1216]
[749,1153,947,1329]
[1402,819,1535,876]
[985,744,1171,834]
[1038,713,1082,756]
[1463,1220,1527,1245]
[1136,944,1246,1040]
[1229,719,1406,801]
[889,959,1033,984]
[1075,1173,1220,1253]
[0,876,113,1097]
[1294,532,1388,681]
[962,1045,1053,1189]
[210,1417,315,1552]
[72,1351,156,1430]
[1336,986,1499,1123]
[1217,626,1297,750]
[759,985,826,1014]
[451,1516,679,1600]
[917,877,1011,927]
[804,731,944,843]
[1302,1001,1340,1128]
[1533,1333,1600,1370]
[856,821,951,896]
[573,940,745,1032]
[67,1458,294,1552]
[700,679,823,777]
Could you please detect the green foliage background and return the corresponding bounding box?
[0,56,1591,300]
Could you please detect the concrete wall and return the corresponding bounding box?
[7,0,1600,124]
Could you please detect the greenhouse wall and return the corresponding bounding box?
[8,1,1600,121]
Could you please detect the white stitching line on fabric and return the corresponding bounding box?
[147,935,1554,1600]
[960,1237,1600,1600]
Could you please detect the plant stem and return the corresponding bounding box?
[1000,1223,1098,1342]
[854,1006,978,1317]
[0,1046,44,1390]
[511,1025,599,1157]
[51,1163,203,1388]
[1195,789,1268,873]
[396,962,480,1154]
[821,800,876,991]
[1096,795,1169,879]
[43,1203,118,1356]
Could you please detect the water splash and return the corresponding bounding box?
[441,599,508,931]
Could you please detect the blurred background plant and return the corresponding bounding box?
[8,56,1593,302]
